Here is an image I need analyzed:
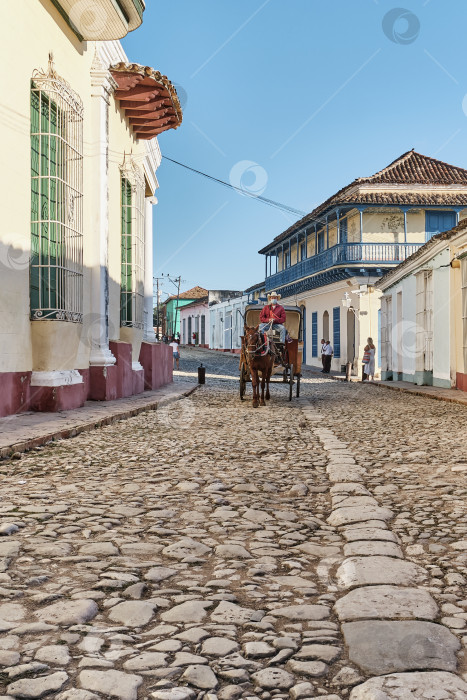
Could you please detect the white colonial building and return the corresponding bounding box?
[0,0,182,417]
[206,284,263,353]
[259,151,467,374]
[378,221,467,391]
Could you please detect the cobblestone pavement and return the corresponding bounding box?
[0,347,466,700]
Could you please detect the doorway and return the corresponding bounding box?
[323,310,329,341]
[346,309,355,365]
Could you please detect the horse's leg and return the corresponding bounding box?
[251,367,259,408]
[266,359,272,400]
[260,368,266,406]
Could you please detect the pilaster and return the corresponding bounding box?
[89,50,118,368]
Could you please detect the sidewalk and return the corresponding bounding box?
[302,364,467,407]
[0,381,197,460]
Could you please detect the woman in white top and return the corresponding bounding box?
[169,340,180,370]
[363,337,376,381]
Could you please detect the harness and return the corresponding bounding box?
[246,331,270,357]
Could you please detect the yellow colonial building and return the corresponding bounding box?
[0,0,182,416]
[259,151,467,374]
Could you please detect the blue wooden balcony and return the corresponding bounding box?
[265,242,420,291]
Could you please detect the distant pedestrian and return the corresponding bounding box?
[320,339,326,372]
[169,339,180,370]
[362,337,376,381]
[322,340,333,374]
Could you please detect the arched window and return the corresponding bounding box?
[30,55,83,322]
[120,156,145,329]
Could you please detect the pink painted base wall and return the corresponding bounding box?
[0,342,173,418]
[456,372,467,392]
[139,342,173,390]
[0,372,32,418]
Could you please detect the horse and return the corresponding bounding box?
[242,325,274,408]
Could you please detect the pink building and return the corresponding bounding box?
[179,297,209,347]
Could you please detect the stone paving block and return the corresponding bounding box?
[336,556,428,588]
[349,671,467,699]
[342,620,460,674]
[328,505,394,527]
[334,585,439,621]
[343,541,403,558]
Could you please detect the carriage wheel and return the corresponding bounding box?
[289,365,294,401]
[240,367,247,400]
[296,373,300,398]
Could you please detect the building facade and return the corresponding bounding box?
[377,222,467,390]
[161,287,208,338]
[180,298,209,346]
[259,151,467,372]
[0,0,182,417]
[208,287,261,353]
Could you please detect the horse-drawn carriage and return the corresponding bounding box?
[239,304,303,405]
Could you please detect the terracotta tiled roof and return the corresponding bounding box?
[111,62,183,140]
[164,286,208,304]
[364,150,467,185]
[378,219,467,289]
[258,150,467,254]
[339,192,467,207]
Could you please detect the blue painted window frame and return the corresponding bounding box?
[333,307,341,358]
[311,311,318,357]
[425,210,456,242]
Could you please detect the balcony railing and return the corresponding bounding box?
[266,242,420,290]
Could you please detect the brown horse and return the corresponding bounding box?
[242,325,274,408]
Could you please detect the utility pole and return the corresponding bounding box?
[173,275,181,338]
[156,274,184,339]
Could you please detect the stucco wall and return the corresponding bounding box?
[1,1,149,374]
[280,281,381,373]
[382,248,453,386]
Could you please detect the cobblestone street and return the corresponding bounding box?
[0,348,466,699]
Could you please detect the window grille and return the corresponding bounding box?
[30,55,83,322]
[120,157,145,329]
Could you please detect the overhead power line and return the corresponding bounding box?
[162,156,306,218]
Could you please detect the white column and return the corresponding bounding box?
[144,196,158,342]
[89,51,117,367]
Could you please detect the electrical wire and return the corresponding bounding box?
[162,155,306,218]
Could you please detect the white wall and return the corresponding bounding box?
[382,247,452,385]
[281,280,381,373]
[210,296,250,350]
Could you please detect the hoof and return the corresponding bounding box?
[253,402,259,408]
[260,401,265,406]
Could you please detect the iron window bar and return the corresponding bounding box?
[30,54,84,323]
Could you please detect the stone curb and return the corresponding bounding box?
[362,377,467,407]
[303,368,467,408]
[0,384,199,461]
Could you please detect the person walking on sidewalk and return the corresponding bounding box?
[169,339,180,370]
[322,340,333,374]
[320,338,326,371]
[362,337,376,381]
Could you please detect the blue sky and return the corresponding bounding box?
[123,0,467,298]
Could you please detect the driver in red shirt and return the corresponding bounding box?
[259,292,286,343]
